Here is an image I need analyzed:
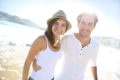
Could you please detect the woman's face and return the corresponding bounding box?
[52,19,67,37]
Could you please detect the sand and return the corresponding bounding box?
[0,43,30,80]
[0,43,120,80]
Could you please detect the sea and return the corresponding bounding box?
[0,20,44,45]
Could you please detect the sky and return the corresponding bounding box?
[0,0,120,39]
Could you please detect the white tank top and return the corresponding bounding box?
[30,35,62,80]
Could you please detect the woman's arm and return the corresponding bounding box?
[22,36,45,80]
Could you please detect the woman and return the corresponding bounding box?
[22,10,71,80]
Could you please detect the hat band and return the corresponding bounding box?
[55,16,66,18]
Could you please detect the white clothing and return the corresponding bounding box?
[55,34,99,80]
[30,36,62,80]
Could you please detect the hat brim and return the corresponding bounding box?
[47,17,71,31]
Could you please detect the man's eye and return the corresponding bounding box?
[89,23,94,26]
[81,22,85,25]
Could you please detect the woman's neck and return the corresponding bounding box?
[54,36,60,42]
[53,36,60,48]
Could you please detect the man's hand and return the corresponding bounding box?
[32,59,42,71]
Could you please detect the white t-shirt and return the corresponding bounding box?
[55,34,99,80]
[30,36,62,80]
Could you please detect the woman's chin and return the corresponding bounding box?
[54,34,61,37]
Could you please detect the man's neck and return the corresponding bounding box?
[74,33,91,48]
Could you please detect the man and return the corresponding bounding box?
[33,12,99,80]
[54,12,99,80]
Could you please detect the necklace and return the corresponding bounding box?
[53,39,60,49]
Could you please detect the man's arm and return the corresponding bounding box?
[32,59,41,71]
[91,66,98,80]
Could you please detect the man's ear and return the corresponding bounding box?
[77,23,80,28]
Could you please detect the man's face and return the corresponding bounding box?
[78,15,95,38]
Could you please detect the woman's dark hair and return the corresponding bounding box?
[45,18,59,47]
[45,18,68,47]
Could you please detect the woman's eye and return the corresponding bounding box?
[54,22,58,25]
[61,24,66,27]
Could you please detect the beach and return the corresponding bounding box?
[84,45,120,80]
[0,43,30,80]
[0,43,120,80]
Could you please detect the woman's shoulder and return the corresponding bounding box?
[32,35,46,48]
[36,35,46,42]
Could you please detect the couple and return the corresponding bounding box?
[22,10,99,80]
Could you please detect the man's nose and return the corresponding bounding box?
[83,24,88,28]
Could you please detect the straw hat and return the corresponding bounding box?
[47,10,71,31]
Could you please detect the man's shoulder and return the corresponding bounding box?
[91,38,100,47]
[61,33,74,43]
[63,33,73,38]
